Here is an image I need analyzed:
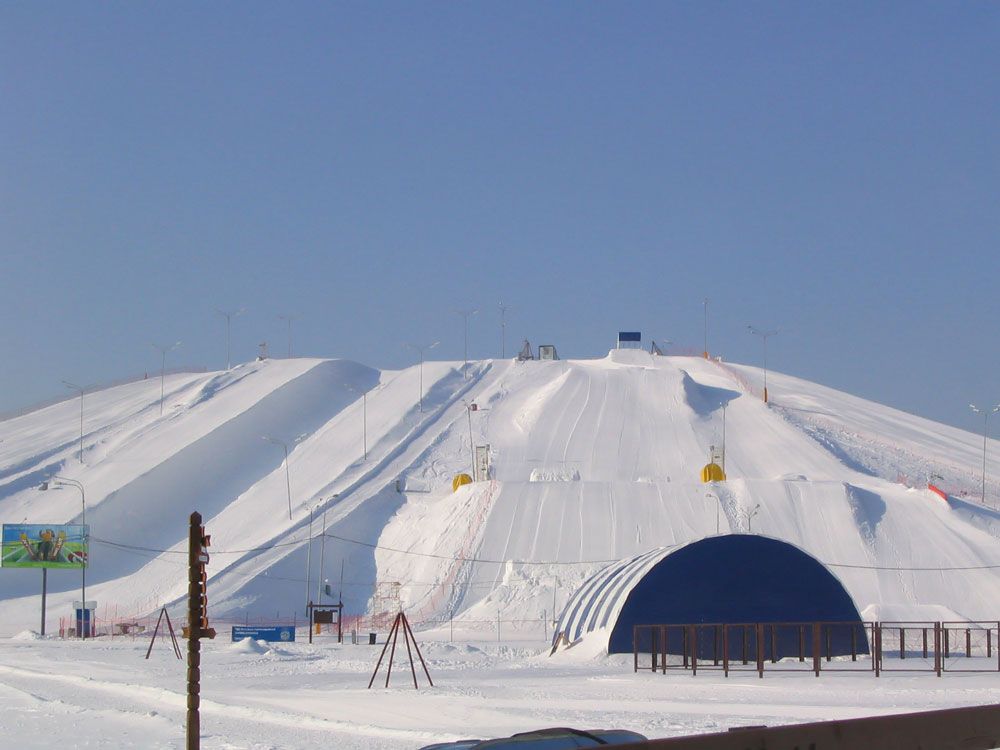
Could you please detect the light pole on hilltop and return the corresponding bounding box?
[747,326,779,403]
[969,403,1000,506]
[720,401,728,473]
[744,503,761,533]
[456,309,478,378]
[499,301,508,359]
[62,380,85,463]
[150,341,181,416]
[406,341,439,413]
[462,398,476,476]
[215,307,245,371]
[703,298,709,358]
[278,314,298,358]
[39,477,87,638]
[262,436,293,519]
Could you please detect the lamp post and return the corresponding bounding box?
[305,505,314,615]
[456,309,478,378]
[215,308,245,371]
[703,298,709,358]
[150,341,181,416]
[747,326,779,403]
[62,380,84,463]
[406,341,439,412]
[39,477,87,638]
[262,436,293,519]
[744,503,761,533]
[499,301,508,359]
[969,403,1000,506]
[706,491,721,535]
[278,314,297,358]
[462,399,476,476]
[720,401,728,473]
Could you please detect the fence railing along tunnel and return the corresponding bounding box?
[634,621,1000,677]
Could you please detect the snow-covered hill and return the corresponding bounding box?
[1,351,997,635]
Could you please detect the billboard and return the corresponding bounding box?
[1,524,88,569]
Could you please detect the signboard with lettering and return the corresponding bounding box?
[231,625,296,643]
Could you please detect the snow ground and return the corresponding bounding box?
[2,634,998,749]
[2,351,999,747]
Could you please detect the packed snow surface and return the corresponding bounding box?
[1,351,998,746]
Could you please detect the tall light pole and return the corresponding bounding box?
[703,298,709,358]
[150,341,181,416]
[969,403,1000,506]
[706,491,721,535]
[456,309,478,378]
[747,326,778,403]
[262,436,293,519]
[215,307,245,371]
[62,380,84,463]
[745,503,761,533]
[499,301,508,359]
[278,314,297,358]
[406,341,439,412]
[462,399,476,475]
[39,477,87,638]
[305,505,314,614]
[720,401,728,473]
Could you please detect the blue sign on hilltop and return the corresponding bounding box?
[231,625,296,643]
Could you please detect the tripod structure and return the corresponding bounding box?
[367,611,433,689]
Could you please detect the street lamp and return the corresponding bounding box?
[456,309,478,378]
[720,401,728,473]
[462,398,476,476]
[38,477,87,638]
[706,491,721,535]
[262,436,293,519]
[969,403,1000,506]
[278,314,298,358]
[406,341,439,413]
[747,326,779,403]
[62,380,85,463]
[215,307,245,371]
[499,301,509,359]
[744,503,761,533]
[150,341,181,416]
[305,505,314,614]
[703,298,709,358]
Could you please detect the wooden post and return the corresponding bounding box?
[812,623,821,677]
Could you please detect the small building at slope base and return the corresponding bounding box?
[554,534,868,658]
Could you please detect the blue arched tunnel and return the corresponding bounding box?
[607,534,867,656]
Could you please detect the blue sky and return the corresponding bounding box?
[1,2,997,430]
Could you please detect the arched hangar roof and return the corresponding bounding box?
[554,534,864,655]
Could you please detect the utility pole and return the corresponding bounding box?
[150,341,181,416]
[456,309,478,378]
[970,403,1000,506]
[278,314,297,358]
[215,308,245,371]
[703,298,709,358]
[747,326,778,403]
[406,341,439,412]
[499,301,508,358]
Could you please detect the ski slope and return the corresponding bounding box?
[1,350,998,636]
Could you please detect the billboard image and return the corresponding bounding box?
[1,524,88,569]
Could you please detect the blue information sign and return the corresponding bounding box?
[231,625,296,643]
[618,331,641,342]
